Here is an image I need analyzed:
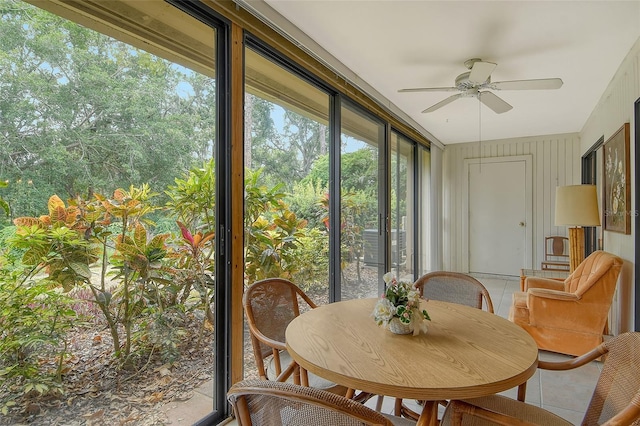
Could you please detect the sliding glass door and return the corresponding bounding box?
[339,103,386,299]
[243,43,331,377]
[390,131,415,281]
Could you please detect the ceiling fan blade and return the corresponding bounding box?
[398,86,459,93]
[469,61,496,84]
[478,91,513,114]
[491,78,563,90]
[422,93,465,113]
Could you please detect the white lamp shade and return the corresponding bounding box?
[555,185,601,227]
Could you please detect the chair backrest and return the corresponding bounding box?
[414,271,494,313]
[541,236,570,271]
[243,278,317,378]
[228,379,394,426]
[583,332,640,426]
[564,250,623,297]
[544,236,569,261]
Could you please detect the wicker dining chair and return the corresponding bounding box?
[414,271,494,313]
[243,277,347,395]
[395,271,495,420]
[441,332,640,426]
[228,379,416,426]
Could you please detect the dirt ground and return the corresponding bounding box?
[1,311,214,426]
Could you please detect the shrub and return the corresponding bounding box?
[286,180,328,230]
[291,228,329,293]
[0,275,79,415]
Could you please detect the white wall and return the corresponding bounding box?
[580,37,640,334]
[442,134,581,273]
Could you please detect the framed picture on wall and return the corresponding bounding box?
[603,122,631,234]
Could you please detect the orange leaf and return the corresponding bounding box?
[47,195,65,215]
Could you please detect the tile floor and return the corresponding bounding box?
[167,275,601,425]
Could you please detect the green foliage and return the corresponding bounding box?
[166,160,216,330]
[0,180,9,219]
[10,195,100,291]
[291,228,329,292]
[244,169,308,283]
[302,154,330,189]
[339,191,371,284]
[0,226,23,272]
[0,276,78,415]
[286,180,328,230]
[303,149,378,195]
[171,220,215,328]
[165,159,216,234]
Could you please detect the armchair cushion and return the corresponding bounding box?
[564,249,621,296]
[523,276,565,291]
[509,250,623,356]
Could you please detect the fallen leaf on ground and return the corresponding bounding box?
[82,409,104,420]
[145,392,164,403]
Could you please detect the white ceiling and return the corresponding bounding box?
[250,0,640,146]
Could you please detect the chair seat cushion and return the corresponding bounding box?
[441,395,572,425]
[267,350,339,391]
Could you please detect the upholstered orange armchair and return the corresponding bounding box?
[509,250,623,356]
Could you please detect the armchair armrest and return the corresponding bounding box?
[524,276,565,291]
[527,288,579,301]
[526,290,592,331]
[247,324,287,351]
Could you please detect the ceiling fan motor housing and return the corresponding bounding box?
[455,71,491,90]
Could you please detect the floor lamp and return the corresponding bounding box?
[555,185,601,273]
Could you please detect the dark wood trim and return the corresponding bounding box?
[230,22,245,385]
[634,98,640,331]
[582,136,604,256]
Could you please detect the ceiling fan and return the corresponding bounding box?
[399,58,563,114]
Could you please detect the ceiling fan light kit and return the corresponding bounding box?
[400,58,563,114]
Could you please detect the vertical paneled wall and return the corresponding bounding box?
[580,38,639,334]
[442,134,581,273]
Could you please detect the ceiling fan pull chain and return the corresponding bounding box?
[478,94,482,172]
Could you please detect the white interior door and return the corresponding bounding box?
[465,156,532,276]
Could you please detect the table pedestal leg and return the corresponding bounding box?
[300,367,309,387]
[416,401,438,426]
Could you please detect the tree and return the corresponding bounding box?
[247,97,328,191]
[0,181,8,220]
[0,0,215,219]
[280,111,328,181]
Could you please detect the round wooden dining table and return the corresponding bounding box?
[285,298,538,426]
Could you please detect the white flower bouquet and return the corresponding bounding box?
[372,272,430,335]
